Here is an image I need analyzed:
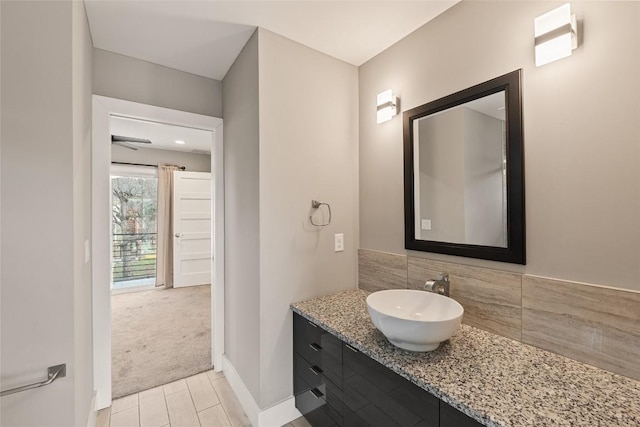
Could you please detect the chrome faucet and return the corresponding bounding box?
[424,273,450,297]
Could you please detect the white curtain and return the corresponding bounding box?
[156,164,180,288]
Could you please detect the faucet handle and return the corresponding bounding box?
[424,273,450,296]
[424,279,437,291]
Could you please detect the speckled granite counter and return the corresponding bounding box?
[291,289,640,427]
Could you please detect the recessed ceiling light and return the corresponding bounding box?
[175,140,186,145]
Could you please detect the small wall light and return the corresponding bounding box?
[534,3,578,67]
[377,90,398,123]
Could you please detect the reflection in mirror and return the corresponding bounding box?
[403,69,525,264]
[413,91,507,247]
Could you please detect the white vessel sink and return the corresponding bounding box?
[366,289,464,352]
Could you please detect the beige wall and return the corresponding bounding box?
[418,109,466,243]
[72,2,95,426]
[222,28,359,410]
[257,28,359,408]
[111,145,211,173]
[359,1,640,291]
[417,107,504,245]
[462,108,504,247]
[1,1,94,425]
[93,48,222,118]
[222,30,261,402]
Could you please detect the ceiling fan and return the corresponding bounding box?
[111,135,152,150]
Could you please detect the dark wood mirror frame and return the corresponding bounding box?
[403,69,525,264]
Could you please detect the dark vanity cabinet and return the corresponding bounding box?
[342,341,439,427]
[293,311,343,426]
[293,313,482,427]
[439,403,485,427]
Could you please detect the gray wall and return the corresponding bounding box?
[112,146,211,172]
[72,2,95,426]
[418,109,466,243]
[417,107,503,245]
[93,48,223,118]
[359,1,640,291]
[222,28,359,409]
[462,108,504,247]
[1,1,94,425]
[257,28,359,408]
[222,30,261,402]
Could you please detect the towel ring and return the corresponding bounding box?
[310,200,331,227]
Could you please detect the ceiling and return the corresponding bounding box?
[85,0,459,81]
[110,116,213,154]
[466,92,505,121]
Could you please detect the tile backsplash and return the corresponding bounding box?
[522,275,640,380]
[408,257,522,341]
[358,248,407,292]
[358,249,640,381]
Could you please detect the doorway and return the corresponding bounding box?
[92,96,224,410]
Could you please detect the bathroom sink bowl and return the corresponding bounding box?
[366,289,464,352]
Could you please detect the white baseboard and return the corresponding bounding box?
[87,391,98,427]
[222,355,302,427]
[257,396,302,427]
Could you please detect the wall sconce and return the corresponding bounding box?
[377,90,398,123]
[534,3,578,67]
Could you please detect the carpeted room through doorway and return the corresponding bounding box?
[111,284,212,399]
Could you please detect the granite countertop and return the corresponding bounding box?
[291,289,640,427]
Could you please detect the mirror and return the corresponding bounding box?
[403,69,525,264]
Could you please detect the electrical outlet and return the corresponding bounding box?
[334,233,344,252]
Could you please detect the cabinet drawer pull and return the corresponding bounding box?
[308,343,322,352]
[308,321,318,328]
[308,366,323,376]
[345,344,359,353]
[310,388,324,399]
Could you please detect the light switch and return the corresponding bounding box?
[334,233,344,252]
[421,219,432,230]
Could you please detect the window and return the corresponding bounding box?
[111,165,158,290]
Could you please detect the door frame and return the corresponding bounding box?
[92,96,224,410]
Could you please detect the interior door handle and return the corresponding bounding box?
[175,233,182,238]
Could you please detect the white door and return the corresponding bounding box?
[172,171,212,287]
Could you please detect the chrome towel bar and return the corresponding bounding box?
[1,364,66,397]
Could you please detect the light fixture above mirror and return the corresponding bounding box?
[377,89,398,123]
[534,3,578,66]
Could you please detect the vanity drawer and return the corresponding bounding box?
[294,351,344,399]
[295,381,343,427]
[297,380,344,425]
[294,313,343,385]
[295,353,324,392]
[305,406,341,427]
[294,313,324,365]
[296,384,327,417]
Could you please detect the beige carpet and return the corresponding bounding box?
[111,285,212,399]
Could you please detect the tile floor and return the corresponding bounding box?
[96,369,312,427]
[97,370,250,427]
